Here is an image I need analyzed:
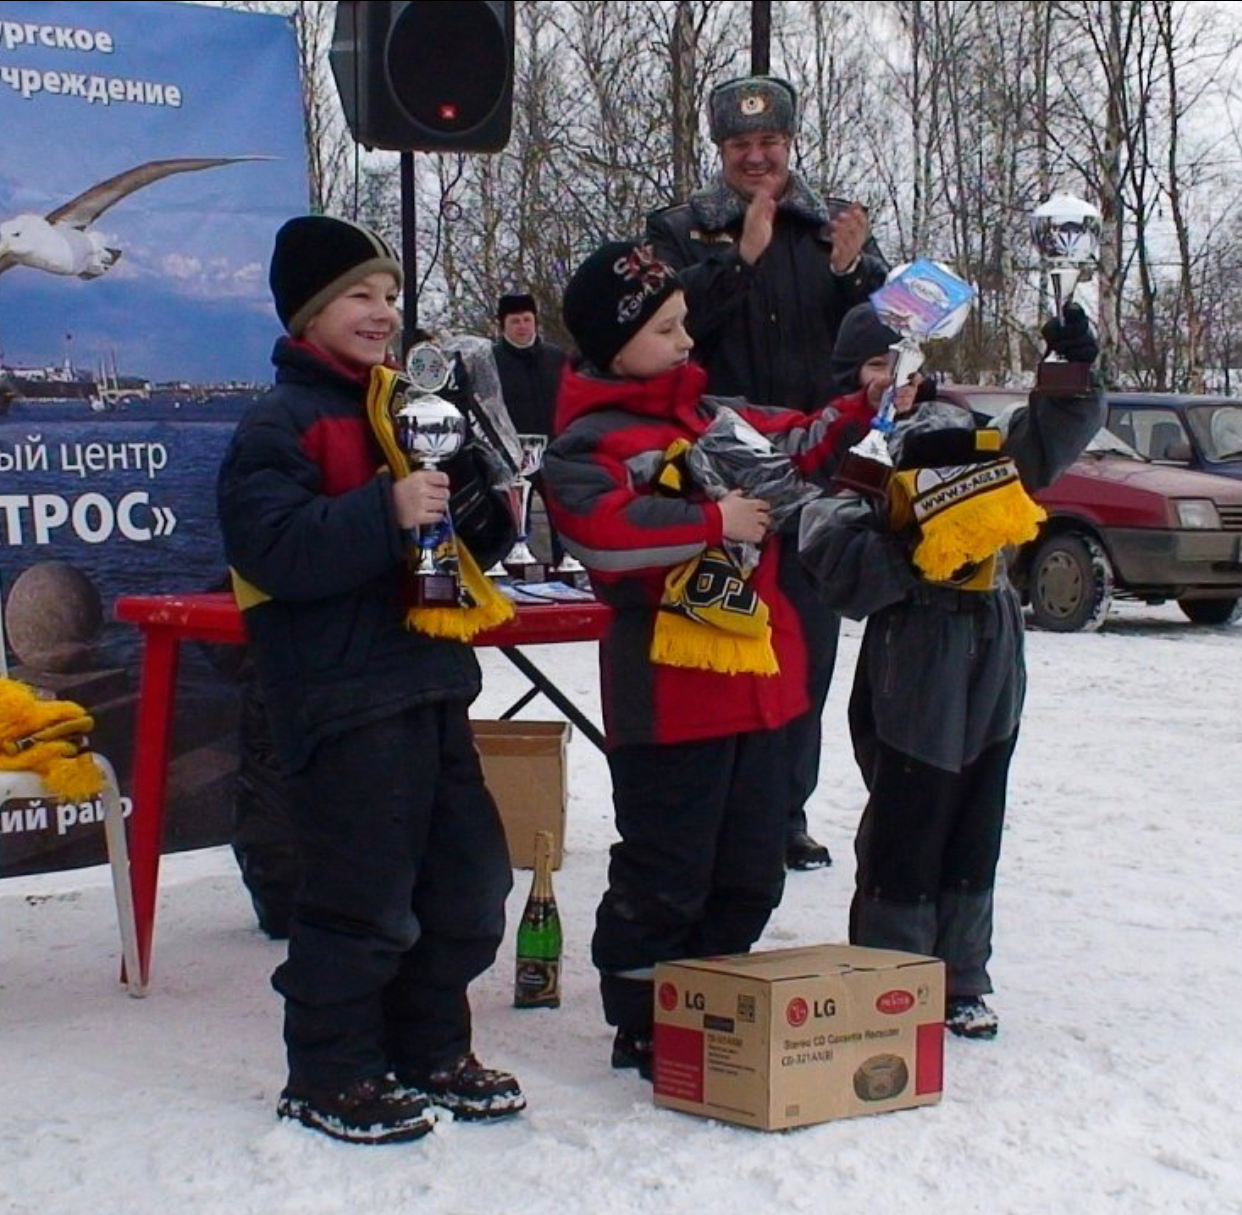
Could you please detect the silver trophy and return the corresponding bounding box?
[393,343,467,606]
[834,259,973,498]
[503,433,548,582]
[1030,193,1101,389]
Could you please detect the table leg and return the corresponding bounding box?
[498,646,606,752]
[125,629,180,991]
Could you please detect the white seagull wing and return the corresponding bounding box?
[47,156,272,227]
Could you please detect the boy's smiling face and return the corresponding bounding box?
[303,271,400,370]
[858,354,922,413]
[610,291,694,379]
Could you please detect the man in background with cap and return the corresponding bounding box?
[647,74,888,872]
[493,292,567,565]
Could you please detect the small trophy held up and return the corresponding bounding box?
[392,342,467,606]
[1030,193,1101,392]
[503,434,548,582]
[833,259,975,499]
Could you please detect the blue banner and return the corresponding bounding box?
[0,0,308,873]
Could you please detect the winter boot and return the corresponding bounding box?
[611,1028,654,1080]
[946,995,999,1040]
[277,1074,434,1144]
[785,829,832,871]
[402,1054,525,1121]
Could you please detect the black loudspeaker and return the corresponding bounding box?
[331,1,515,153]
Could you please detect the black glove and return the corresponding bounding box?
[1041,301,1099,365]
[896,427,1004,470]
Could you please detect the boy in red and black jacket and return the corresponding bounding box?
[218,216,522,1144]
[543,240,873,1079]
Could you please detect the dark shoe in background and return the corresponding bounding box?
[611,1028,654,1081]
[785,830,832,871]
[401,1054,525,1121]
[945,995,999,1039]
[277,1074,434,1144]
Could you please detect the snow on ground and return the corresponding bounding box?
[1,602,1239,1215]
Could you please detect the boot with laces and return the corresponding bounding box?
[401,1054,525,1121]
[945,995,999,1039]
[277,1073,435,1144]
[611,1028,654,1081]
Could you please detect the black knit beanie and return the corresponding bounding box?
[269,216,402,337]
[828,303,900,396]
[561,241,681,372]
[498,292,537,320]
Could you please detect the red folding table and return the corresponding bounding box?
[114,592,610,992]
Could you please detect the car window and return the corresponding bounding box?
[1112,408,1190,461]
[1086,425,1144,458]
[1187,402,1242,462]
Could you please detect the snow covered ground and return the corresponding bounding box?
[1,602,1239,1215]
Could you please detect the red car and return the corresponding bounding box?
[936,385,1242,630]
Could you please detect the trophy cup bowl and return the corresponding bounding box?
[1031,193,1101,391]
[503,433,548,582]
[392,390,467,606]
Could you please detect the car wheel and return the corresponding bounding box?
[1178,597,1242,626]
[1028,533,1114,632]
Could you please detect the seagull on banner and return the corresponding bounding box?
[0,156,268,280]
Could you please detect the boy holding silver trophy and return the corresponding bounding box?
[799,260,1103,1039]
[218,215,523,1143]
[543,239,877,1080]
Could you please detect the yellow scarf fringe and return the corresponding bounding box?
[0,678,104,801]
[650,545,778,676]
[892,459,1047,583]
[365,365,514,641]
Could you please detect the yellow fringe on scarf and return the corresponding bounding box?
[650,546,779,676]
[365,365,514,640]
[0,678,103,801]
[891,458,1047,583]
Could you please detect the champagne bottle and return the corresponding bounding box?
[514,830,562,1009]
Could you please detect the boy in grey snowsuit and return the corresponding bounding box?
[799,301,1103,1037]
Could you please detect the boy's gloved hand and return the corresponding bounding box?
[895,427,1004,470]
[1042,301,1099,365]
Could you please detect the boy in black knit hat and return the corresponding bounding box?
[799,299,1103,1039]
[542,239,874,1079]
[218,215,523,1143]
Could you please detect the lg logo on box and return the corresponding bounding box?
[786,996,837,1027]
[658,982,705,1012]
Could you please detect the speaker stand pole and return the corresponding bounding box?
[400,150,417,357]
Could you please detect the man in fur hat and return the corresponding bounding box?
[493,291,567,564]
[647,75,888,871]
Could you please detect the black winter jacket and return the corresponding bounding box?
[646,172,888,413]
[492,338,566,438]
[217,339,515,773]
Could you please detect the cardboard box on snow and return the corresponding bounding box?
[471,719,568,869]
[653,944,945,1130]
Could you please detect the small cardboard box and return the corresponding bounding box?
[653,944,945,1130]
[471,719,569,869]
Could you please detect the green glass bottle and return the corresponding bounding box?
[514,830,562,1008]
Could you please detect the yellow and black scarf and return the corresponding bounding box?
[0,677,103,800]
[889,457,1046,584]
[648,439,778,676]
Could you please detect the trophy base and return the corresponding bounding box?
[1036,360,1093,393]
[504,559,547,584]
[409,573,461,606]
[551,565,592,591]
[832,451,894,499]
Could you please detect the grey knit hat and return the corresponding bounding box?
[708,75,797,143]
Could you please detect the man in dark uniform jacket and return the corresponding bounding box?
[647,75,888,872]
[492,292,567,565]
